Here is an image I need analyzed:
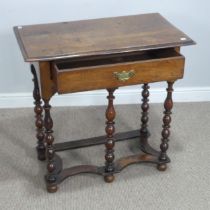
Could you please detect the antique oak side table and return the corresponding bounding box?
[14,13,195,193]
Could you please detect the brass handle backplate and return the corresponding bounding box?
[113,70,135,82]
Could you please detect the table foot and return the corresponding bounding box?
[104,175,115,183]
[157,163,167,171]
[47,185,58,193]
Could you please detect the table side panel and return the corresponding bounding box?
[39,62,56,100]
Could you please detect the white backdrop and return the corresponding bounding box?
[0,0,209,107]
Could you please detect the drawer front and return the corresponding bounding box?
[53,56,185,94]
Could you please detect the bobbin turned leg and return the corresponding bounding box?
[43,99,58,192]
[104,88,116,183]
[157,82,174,171]
[31,64,46,161]
[140,84,150,143]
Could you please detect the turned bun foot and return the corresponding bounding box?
[104,175,115,183]
[47,185,58,193]
[157,163,167,171]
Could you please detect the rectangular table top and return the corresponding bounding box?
[14,13,195,62]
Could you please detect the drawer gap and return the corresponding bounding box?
[54,48,180,71]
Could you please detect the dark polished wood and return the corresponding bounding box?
[31,64,46,160]
[157,82,174,171]
[54,129,140,152]
[43,99,57,192]
[14,13,195,193]
[140,84,150,135]
[104,88,116,183]
[140,83,151,154]
[46,142,169,186]
[139,84,160,157]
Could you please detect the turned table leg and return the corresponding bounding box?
[43,99,57,192]
[140,84,150,144]
[157,81,174,171]
[104,88,116,183]
[31,64,46,161]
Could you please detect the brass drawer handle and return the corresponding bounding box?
[113,70,135,82]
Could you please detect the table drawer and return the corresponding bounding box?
[52,49,185,94]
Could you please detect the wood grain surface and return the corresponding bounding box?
[53,49,185,93]
[14,13,195,62]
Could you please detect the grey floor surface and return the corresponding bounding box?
[0,103,210,210]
